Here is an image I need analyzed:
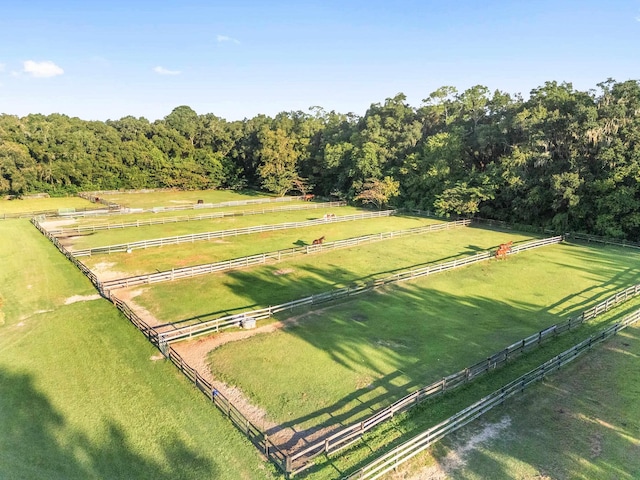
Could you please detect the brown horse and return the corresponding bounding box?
[312,236,325,245]
[495,241,513,259]
[303,194,315,201]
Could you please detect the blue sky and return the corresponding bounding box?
[1,0,639,121]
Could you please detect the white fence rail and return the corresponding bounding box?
[72,210,397,256]
[157,236,563,344]
[49,201,347,235]
[101,219,471,291]
[345,306,640,479]
[286,281,640,473]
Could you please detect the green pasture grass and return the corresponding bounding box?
[431,324,640,480]
[62,205,369,250]
[0,220,276,480]
[0,196,95,215]
[130,226,537,323]
[43,198,320,228]
[204,242,640,432]
[81,214,446,278]
[309,297,640,479]
[97,189,276,209]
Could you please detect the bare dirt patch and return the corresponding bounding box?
[171,306,343,451]
[273,268,294,276]
[398,416,512,480]
[64,294,102,304]
[40,218,77,230]
[91,262,131,281]
[112,288,162,327]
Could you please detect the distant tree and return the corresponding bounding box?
[256,126,301,195]
[354,176,399,209]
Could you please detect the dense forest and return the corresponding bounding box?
[1,79,639,239]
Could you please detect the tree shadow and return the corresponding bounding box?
[0,368,218,480]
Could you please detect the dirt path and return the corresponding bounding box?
[117,291,347,451]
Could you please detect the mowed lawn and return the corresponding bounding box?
[205,241,640,430]
[0,220,276,480]
[0,196,95,215]
[96,188,277,209]
[81,214,447,278]
[129,226,538,324]
[61,205,369,250]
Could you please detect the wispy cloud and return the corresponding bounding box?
[23,60,64,78]
[153,66,181,75]
[217,34,240,44]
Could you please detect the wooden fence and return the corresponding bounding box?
[100,219,471,291]
[566,232,640,249]
[0,206,113,220]
[285,281,640,474]
[48,201,347,235]
[156,236,563,344]
[30,217,105,294]
[71,209,397,256]
[345,306,640,480]
[107,292,290,473]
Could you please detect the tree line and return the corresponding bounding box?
[1,79,639,239]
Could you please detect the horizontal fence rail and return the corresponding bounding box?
[100,291,290,473]
[77,192,306,214]
[48,201,347,235]
[566,232,640,249]
[71,210,397,256]
[1,206,112,220]
[345,306,640,480]
[101,219,471,291]
[286,281,640,473]
[157,236,563,345]
[30,218,105,294]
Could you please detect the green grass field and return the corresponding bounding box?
[129,226,538,324]
[44,198,321,228]
[433,323,640,480]
[0,196,95,215]
[80,214,446,278]
[97,189,277,209]
[204,242,640,431]
[61,205,369,250]
[6,191,640,479]
[0,219,276,480]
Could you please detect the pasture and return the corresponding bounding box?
[57,205,370,251]
[21,190,640,479]
[125,226,539,324]
[203,242,640,433]
[0,219,275,480]
[91,188,278,209]
[0,196,94,215]
[78,214,447,279]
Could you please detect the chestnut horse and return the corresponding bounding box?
[495,241,513,259]
[312,236,326,245]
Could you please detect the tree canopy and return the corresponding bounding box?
[2,78,640,240]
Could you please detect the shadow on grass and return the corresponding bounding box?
[0,368,217,480]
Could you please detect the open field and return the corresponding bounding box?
[81,214,447,279]
[12,191,640,479]
[58,205,369,250]
[309,296,640,479]
[126,226,538,324]
[373,319,640,480]
[94,189,279,209]
[0,219,275,480]
[202,242,640,433]
[0,196,95,215]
